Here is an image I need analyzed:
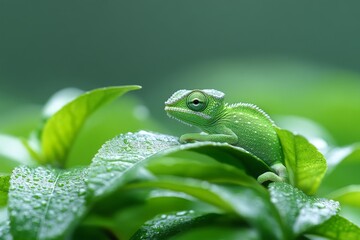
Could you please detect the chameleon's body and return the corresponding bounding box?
[165,89,287,183]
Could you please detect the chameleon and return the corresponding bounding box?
[164,89,288,183]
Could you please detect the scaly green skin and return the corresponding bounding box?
[165,89,287,183]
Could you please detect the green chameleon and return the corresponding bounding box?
[165,89,288,183]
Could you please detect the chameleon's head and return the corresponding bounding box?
[165,89,225,126]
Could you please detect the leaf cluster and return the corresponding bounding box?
[0,86,359,240]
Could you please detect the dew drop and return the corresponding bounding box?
[78,188,87,196]
[176,211,187,216]
[314,202,325,209]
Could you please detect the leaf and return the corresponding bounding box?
[177,142,270,178]
[276,128,327,195]
[66,97,163,168]
[274,115,335,154]
[325,143,360,172]
[327,186,360,227]
[87,131,270,198]
[308,215,360,240]
[8,166,87,240]
[327,185,360,208]
[171,226,259,240]
[269,182,339,238]
[85,188,202,240]
[40,85,141,167]
[130,211,259,240]
[42,88,84,119]
[87,154,267,238]
[0,175,10,206]
[86,131,180,198]
[129,210,214,240]
[144,153,263,191]
[0,134,36,174]
[0,220,12,240]
[86,131,281,237]
[128,177,286,240]
[320,143,360,194]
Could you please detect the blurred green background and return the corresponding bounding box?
[1,1,360,148]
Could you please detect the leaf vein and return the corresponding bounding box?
[36,171,61,240]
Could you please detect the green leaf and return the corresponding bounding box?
[171,227,259,240]
[326,143,360,173]
[269,182,339,238]
[40,85,141,167]
[327,185,360,208]
[145,153,263,191]
[129,210,213,240]
[0,220,11,240]
[42,88,84,119]
[86,131,180,198]
[129,177,286,240]
[0,175,10,206]
[88,156,266,239]
[8,166,87,240]
[320,143,360,194]
[327,186,360,226]
[130,211,259,240]
[0,134,36,174]
[87,131,270,199]
[72,225,113,240]
[308,215,360,240]
[274,115,335,153]
[85,188,202,240]
[175,142,270,178]
[66,97,164,168]
[276,128,327,195]
[86,131,282,237]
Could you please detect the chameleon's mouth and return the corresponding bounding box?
[164,106,211,120]
[164,106,192,127]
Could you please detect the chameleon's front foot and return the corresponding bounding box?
[257,163,288,184]
[257,172,283,183]
[179,134,197,143]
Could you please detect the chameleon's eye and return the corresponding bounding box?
[186,91,208,111]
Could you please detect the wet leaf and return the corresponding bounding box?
[66,97,163,168]
[308,215,360,240]
[144,153,264,192]
[276,128,327,195]
[0,175,10,206]
[269,182,339,237]
[129,210,212,240]
[8,166,87,240]
[40,85,141,167]
[130,211,259,240]
[86,131,282,238]
[86,131,180,198]
[87,131,270,199]
[0,220,11,240]
[129,177,286,240]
